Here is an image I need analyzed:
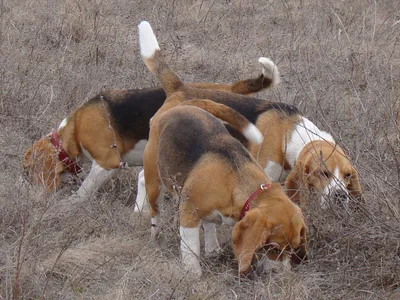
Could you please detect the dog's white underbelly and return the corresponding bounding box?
[122,139,147,166]
[286,117,334,167]
[80,139,147,166]
[204,210,236,226]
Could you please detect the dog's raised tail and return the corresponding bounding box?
[138,21,182,96]
[182,100,263,145]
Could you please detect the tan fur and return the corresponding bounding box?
[248,111,298,173]
[23,135,64,191]
[140,26,361,207]
[24,72,271,192]
[189,74,272,95]
[23,103,136,192]
[285,141,362,205]
[182,99,249,130]
[145,106,307,273]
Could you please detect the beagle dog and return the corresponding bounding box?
[138,21,361,209]
[249,114,362,208]
[144,103,307,276]
[23,58,276,200]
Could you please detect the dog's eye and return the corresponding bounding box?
[344,173,352,180]
[318,170,330,178]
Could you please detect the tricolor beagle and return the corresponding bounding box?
[248,113,362,208]
[144,103,307,276]
[23,59,276,200]
[138,21,361,209]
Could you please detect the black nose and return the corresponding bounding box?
[333,189,348,202]
[23,169,30,179]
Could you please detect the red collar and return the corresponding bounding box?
[239,184,271,220]
[50,131,82,175]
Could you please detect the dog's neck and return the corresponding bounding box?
[57,115,81,159]
[285,117,335,168]
[233,165,274,217]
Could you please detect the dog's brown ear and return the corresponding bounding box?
[23,146,33,169]
[285,157,311,204]
[348,168,362,197]
[24,139,63,192]
[291,226,308,264]
[232,210,271,273]
[42,161,64,192]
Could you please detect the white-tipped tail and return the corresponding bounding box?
[138,21,160,58]
[242,124,263,145]
[258,57,280,86]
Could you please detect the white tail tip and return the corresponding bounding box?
[138,21,160,58]
[243,123,263,145]
[258,57,280,86]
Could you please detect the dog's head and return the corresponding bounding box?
[232,184,307,273]
[285,141,361,207]
[23,135,64,192]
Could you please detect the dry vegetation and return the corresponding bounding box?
[1,0,399,299]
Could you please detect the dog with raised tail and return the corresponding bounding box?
[138,20,361,209]
[23,57,276,200]
[139,21,307,276]
[143,101,307,277]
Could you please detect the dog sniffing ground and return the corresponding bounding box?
[1,0,399,299]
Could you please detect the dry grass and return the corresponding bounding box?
[1,0,399,299]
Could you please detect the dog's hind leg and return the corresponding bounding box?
[148,184,166,239]
[203,222,222,257]
[134,169,149,212]
[143,139,166,239]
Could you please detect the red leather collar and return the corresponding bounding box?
[50,131,82,175]
[239,183,271,220]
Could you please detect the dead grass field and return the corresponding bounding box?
[1,0,399,299]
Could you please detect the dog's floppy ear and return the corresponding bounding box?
[285,156,312,205]
[23,138,64,192]
[23,146,33,169]
[232,210,272,273]
[42,160,64,192]
[291,225,308,264]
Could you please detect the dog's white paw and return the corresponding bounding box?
[205,246,222,258]
[258,57,280,85]
[182,258,202,278]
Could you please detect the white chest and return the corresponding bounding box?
[286,117,334,167]
[80,139,148,166]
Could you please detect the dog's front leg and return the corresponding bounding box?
[179,200,202,277]
[180,223,202,277]
[76,160,118,200]
[202,222,222,257]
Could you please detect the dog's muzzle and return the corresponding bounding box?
[333,189,349,203]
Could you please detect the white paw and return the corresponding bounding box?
[205,246,222,258]
[150,223,159,240]
[258,57,280,85]
[133,202,150,213]
[183,259,202,278]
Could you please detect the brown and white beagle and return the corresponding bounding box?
[144,103,307,276]
[138,21,361,209]
[23,58,276,201]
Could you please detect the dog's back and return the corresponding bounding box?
[156,106,253,188]
[85,88,166,141]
